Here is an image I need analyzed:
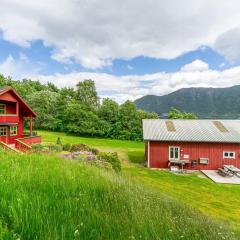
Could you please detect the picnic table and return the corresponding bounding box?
[224,165,240,173]
[218,168,234,177]
[223,165,240,178]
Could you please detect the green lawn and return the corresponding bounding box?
[0,151,233,239]
[39,130,240,236]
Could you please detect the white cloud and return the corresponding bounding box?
[181,60,209,72]
[1,1,240,68]
[0,54,41,79]
[214,27,240,61]
[36,60,240,103]
[1,56,240,103]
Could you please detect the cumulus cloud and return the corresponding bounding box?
[1,56,240,102]
[35,59,240,102]
[214,27,240,61]
[1,0,240,68]
[181,60,209,72]
[0,54,41,79]
[1,56,240,103]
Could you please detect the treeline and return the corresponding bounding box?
[0,75,158,141]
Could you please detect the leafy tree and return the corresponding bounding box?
[75,80,100,108]
[0,74,159,141]
[27,90,60,130]
[168,107,198,119]
[117,101,158,140]
[98,98,119,123]
[53,87,76,131]
[63,103,107,136]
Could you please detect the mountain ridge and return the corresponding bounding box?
[134,85,240,119]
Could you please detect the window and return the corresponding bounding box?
[223,151,235,159]
[10,126,17,136]
[169,146,180,160]
[0,127,7,136]
[0,104,6,114]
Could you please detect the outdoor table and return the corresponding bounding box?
[223,165,240,174]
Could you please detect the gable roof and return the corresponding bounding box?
[143,119,240,143]
[0,86,36,117]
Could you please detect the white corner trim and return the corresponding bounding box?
[147,141,150,168]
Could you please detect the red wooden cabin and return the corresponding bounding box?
[143,119,240,170]
[0,86,41,151]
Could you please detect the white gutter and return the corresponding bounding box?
[147,141,150,168]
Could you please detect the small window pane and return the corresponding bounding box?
[0,104,6,114]
[224,152,229,157]
[10,126,17,136]
[175,148,179,158]
[229,152,234,157]
[0,127,7,136]
[170,148,174,159]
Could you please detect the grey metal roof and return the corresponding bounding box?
[143,119,240,143]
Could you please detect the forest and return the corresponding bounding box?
[0,75,158,141]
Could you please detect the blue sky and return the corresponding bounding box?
[1,1,240,102]
[0,37,232,76]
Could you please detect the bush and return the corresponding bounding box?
[90,147,99,155]
[62,143,71,151]
[70,143,91,152]
[31,144,62,152]
[31,144,44,152]
[47,144,63,152]
[70,143,99,155]
[56,137,62,145]
[97,152,121,172]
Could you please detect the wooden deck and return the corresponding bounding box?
[202,170,240,184]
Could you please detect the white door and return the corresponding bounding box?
[169,146,180,160]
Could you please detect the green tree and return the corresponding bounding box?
[63,103,107,136]
[168,107,198,119]
[75,80,99,108]
[27,90,60,130]
[53,87,76,131]
[98,98,119,123]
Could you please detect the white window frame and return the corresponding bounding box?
[223,151,235,159]
[10,126,18,136]
[0,127,7,136]
[169,146,180,160]
[0,104,6,114]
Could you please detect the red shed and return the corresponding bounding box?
[143,119,240,170]
[0,86,41,151]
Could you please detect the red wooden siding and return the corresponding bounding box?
[147,141,240,170]
[0,87,40,148]
[0,92,17,102]
[0,116,24,144]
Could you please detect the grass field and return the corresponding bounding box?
[0,151,234,239]
[39,130,240,236]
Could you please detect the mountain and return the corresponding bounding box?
[135,85,240,119]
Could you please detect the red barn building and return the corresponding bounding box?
[0,86,41,151]
[143,119,240,170]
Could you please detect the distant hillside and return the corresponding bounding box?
[135,85,240,119]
